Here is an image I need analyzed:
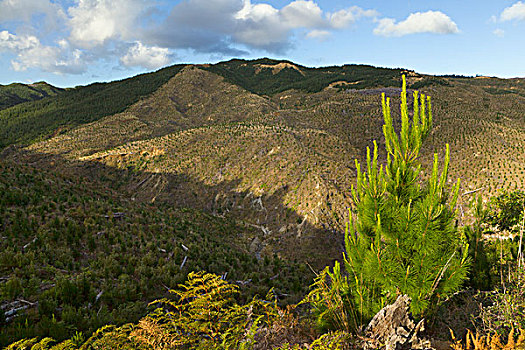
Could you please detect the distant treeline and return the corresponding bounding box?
[203,58,407,95]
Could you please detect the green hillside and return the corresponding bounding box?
[0,82,63,111]
[1,59,525,348]
[0,65,185,148]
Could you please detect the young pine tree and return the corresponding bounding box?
[343,76,470,322]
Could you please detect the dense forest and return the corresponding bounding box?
[203,58,410,95]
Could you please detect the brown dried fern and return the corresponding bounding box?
[451,328,525,350]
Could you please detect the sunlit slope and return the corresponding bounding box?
[26,66,275,158]
[77,122,356,262]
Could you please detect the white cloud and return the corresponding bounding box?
[149,0,376,53]
[228,0,376,51]
[374,11,459,37]
[500,1,525,21]
[120,42,171,69]
[233,0,292,51]
[236,1,277,21]
[0,30,39,51]
[0,0,379,75]
[0,0,65,23]
[280,1,325,28]
[68,0,150,48]
[493,28,505,37]
[0,30,86,74]
[306,29,331,40]
[328,6,378,29]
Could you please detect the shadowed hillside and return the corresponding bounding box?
[0,153,313,345]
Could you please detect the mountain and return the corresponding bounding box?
[0,81,63,111]
[1,58,525,344]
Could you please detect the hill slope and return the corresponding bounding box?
[0,65,185,147]
[9,61,525,259]
[0,82,63,110]
[0,157,308,345]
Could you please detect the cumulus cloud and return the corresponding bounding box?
[148,0,247,55]
[0,30,86,74]
[233,0,294,52]
[145,0,376,54]
[68,0,151,48]
[280,1,325,28]
[120,42,171,69]
[329,6,379,29]
[0,30,39,51]
[500,1,525,21]
[0,0,378,75]
[374,10,459,37]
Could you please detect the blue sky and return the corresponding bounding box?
[1,0,524,87]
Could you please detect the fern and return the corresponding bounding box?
[451,328,525,350]
[141,271,278,349]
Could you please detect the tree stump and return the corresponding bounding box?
[363,295,432,350]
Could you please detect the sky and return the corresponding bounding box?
[1,0,525,87]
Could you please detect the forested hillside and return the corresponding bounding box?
[0,82,63,111]
[203,58,409,95]
[0,65,185,147]
[0,158,308,345]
